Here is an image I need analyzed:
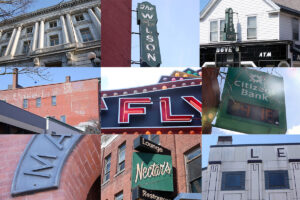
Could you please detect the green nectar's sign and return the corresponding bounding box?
[223,8,236,41]
[216,68,287,134]
[131,152,173,192]
[137,1,162,67]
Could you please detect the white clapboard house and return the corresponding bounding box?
[202,136,300,200]
[200,0,300,67]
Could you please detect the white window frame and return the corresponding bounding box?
[49,34,59,46]
[80,28,94,42]
[210,20,218,42]
[247,15,257,39]
[220,19,225,42]
[22,40,31,54]
[117,143,126,172]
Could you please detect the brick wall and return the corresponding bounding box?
[101,135,202,199]
[0,79,100,127]
[0,135,101,200]
[101,0,132,67]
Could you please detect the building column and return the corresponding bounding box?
[60,15,70,44]
[0,30,3,41]
[88,8,101,36]
[94,7,101,21]
[4,28,17,56]
[38,20,45,49]
[10,26,22,56]
[66,13,78,44]
[31,22,39,52]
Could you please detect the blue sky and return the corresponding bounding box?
[131,0,200,67]
[200,0,210,11]
[211,68,300,135]
[27,0,69,12]
[0,68,100,90]
[202,134,300,167]
[101,67,200,90]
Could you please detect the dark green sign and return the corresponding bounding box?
[131,152,173,192]
[223,8,236,41]
[137,1,161,67]
[215,68,287,134]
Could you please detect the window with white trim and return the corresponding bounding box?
[210,21,218,42]
[247,16,257,39]
[103,154,111,182]
[220,20,225,41]
[117,143,126,172]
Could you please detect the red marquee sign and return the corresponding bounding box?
[101,79,202,134]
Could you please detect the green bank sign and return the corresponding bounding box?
[137,1,162,67]
[215,68,287,134]
[132,152,173,192]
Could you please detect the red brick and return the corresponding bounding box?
[0,135,101,200]
[0,79,100,127]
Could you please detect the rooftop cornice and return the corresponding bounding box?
[0,0,100,26]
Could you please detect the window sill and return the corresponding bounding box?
[114,169,125,178]
[101,179,110,187]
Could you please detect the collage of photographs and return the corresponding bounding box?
[0,0,300,200]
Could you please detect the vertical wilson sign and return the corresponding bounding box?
[223,8,236,41]
[137,1,162,67]
[215,68,287,134]
[132,152,173,192]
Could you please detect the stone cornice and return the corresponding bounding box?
[0,0,100,26]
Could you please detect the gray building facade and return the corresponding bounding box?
[0,0,100,67]
[203,136,300,200]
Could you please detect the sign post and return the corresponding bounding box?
[215,68,287,134]
[137,1,162,67]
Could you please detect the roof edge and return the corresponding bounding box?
[200,0,280,20]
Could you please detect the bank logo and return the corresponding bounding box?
[249,74,263,84]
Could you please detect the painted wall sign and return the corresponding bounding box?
[137,1,161,67]
[132,152,173,192]
[11,133,82,196]
[134,136,171,155]
[223,8,236,41]
[101,85,202,129]
[215,68,287,134]
[132,186,175,200]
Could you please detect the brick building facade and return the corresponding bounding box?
[0,70,100,132]
[0,134,100,200]
[101,135,202,200]
[101,0,132,67]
